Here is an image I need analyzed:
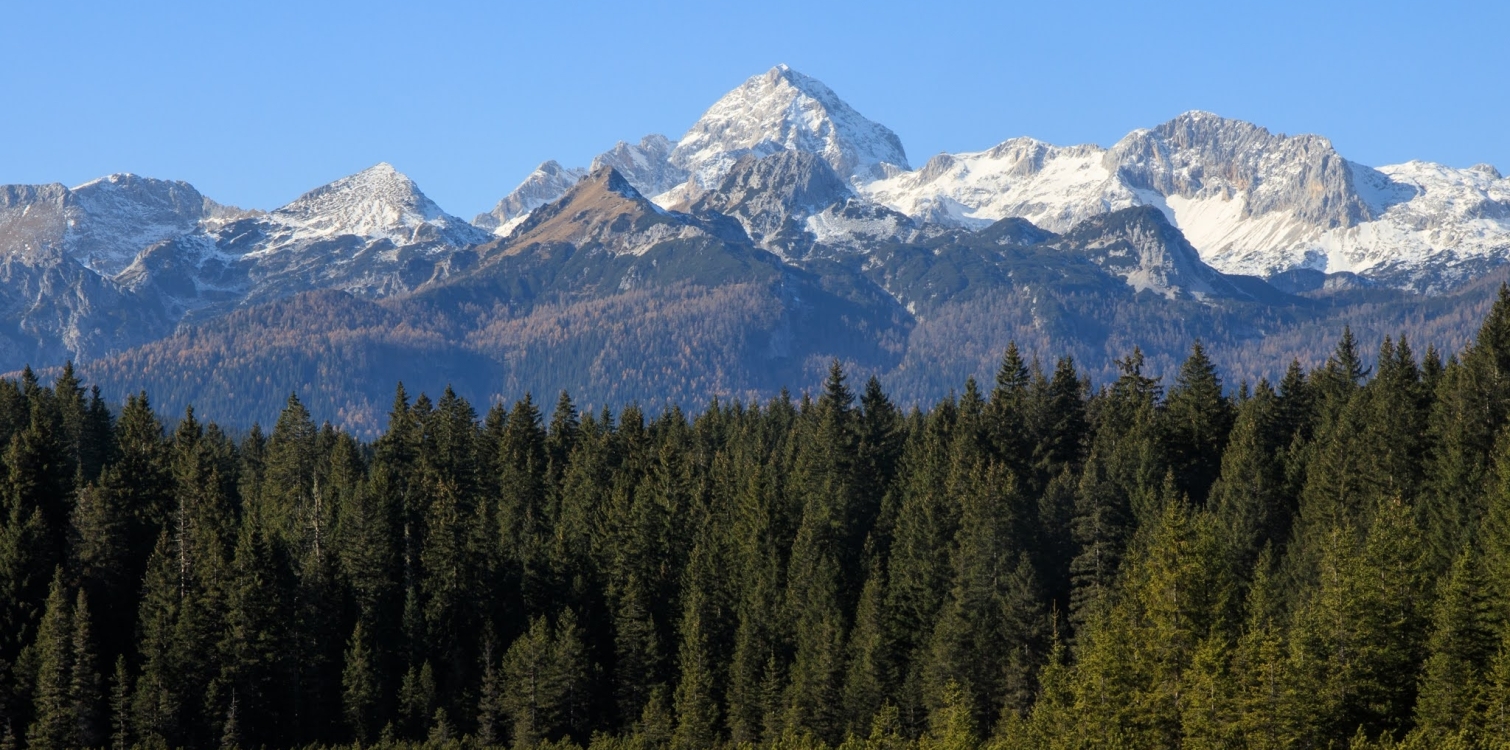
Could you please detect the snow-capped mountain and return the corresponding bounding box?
[0,174,252,275]
[271,163,487,248]
[861,139,1133,231]
[860,111,1510,293]
[668,64,910,190]
[122,163,489,316]
[476,64,911,241]
[475,161,588,237]
[684,150,856,257]
[590,135,687,201]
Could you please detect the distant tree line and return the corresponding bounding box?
[11,290,1510,749]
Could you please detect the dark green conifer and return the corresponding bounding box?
[26,571,73,750]
[1161,341,1235,505]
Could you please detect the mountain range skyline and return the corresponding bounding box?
[33,79,1506,223]
[3,62,1507,432]
[7,0,1508,220]
[20,65,1506,294]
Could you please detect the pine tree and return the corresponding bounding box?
[27,571,73,750]
[726,458,784,745]
[1220,549,1288,749]
[1068,446,1131,634]
[920,680,978,750]
[109,657,129,750]
[923,462,1045,731]
[1162,341,1235,505]
[1487,430,1510,622]
[885,409,960,729]
[69,589,104,749]
[131,533,182,747]
[1413,547,1497,740]
[499,394,550,617]
[398,661,436,740]
[1029,356,1088,486]
[259,393,318,549]
[1208,381,1288,573]
[218,521,290,748]
[857,375,904,550]
[988,343,1033,478]
[1484,628,1510,742]
[842,568,892,738]
[477,636,503,746]
[612,572,664,731]
[342,622,379,745]
[1286,499,1428,743]
[500,613,588,747]
[672,539,721,750]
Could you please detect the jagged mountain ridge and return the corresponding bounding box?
[0,163,493,362]
[479,69,1507,294]
[861,111,1510,292]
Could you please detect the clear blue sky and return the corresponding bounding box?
[3,0,1504,219]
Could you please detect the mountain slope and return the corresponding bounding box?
[490,166,725,259]
[1048,206,1252,300]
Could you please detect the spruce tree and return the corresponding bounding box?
[1162,341,1235,505]
[69,589,104,749]
[1413,547,1497,740]
[672,540,721,750]
[842,568,892,738]
[109,656,130,750]
[1208,381,1288,573]
[342,622,379,745]
[26,571,73,750]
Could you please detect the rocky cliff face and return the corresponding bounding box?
[590,135,688,199]
[1048,206,1249,300]
[684,150,854,257]
[0,175,246,275]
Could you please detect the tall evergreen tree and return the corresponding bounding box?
[27,571,73,750]
[69,589,104,749]
[1413,546,1497,740]
[1162,341,1235,506]
[342,622,379,745]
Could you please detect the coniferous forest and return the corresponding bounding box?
[14,292,1510,750]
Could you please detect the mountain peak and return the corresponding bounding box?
[498,163,714,257]
[669,65,910,189]
[591,165,644,199]
[274,163,484,245]
[534,160,577,178]
[1054,205,1246,300]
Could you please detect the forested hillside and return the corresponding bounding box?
[11,290,1510,749]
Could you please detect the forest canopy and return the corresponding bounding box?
[10,289,1510,749]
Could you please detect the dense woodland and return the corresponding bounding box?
[13,290,1510,749]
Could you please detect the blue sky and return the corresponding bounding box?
[3,0,1504,218]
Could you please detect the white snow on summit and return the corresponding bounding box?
[272,163,487,247]
[475,161,588,238]
[860,112,1510,292]
[668,64,910,190]
[860,139,1137,231]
